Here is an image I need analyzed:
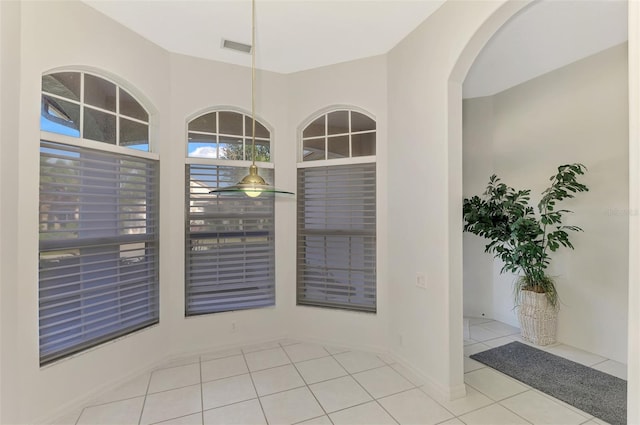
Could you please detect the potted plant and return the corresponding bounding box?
[462,164,588,345]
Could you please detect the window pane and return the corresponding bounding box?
[247,140,271,162]
[41,95,81,137]
[303,116,325,138]
[186,164,275,315]
[119,88,148,121]
[352,133,376,157]
[327,135,349,159]
[190,112,217,133]
[327,110,349,135]
[84,74,116,112]
[120,118,149,150]
[219,137,244,160]
[84,107,116,144]
[189,142,218,159]
[189,132,216,144]
[42,72,153,153]
[245,116,269,138]
[42,72,81,101]
[39,141,159,364]
[351,112,376,132]
[297,163,376,312]
[300,109,376,162]
[219,111,243,135]
[303,139,325,161]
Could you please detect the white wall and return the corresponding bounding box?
[286,55,389,351]
[9,1,293,422]
[6,2,389,422]
[627,1,639,422]
[165,54,291,354]
[462,97,495,319]
[4,0,639,422]
[387,0,532,399]
[0,1,22,422]
[463,44,629,362]
[12,2,172,422]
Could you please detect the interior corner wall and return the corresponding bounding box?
[463,43,629,362]
[387,0,510,399]
[11,1,297,421]
[11,0,391,421]
[285,55,390,352]
[14,1,174,423]
[165,53,290,353]
[462,96,495,320]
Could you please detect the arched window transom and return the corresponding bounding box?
[188,110,271,162]
[41,71,151,151]
[301,109,375,162]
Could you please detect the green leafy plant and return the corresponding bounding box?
[462,164,588,307]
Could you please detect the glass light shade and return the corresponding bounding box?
[209,165,293,197]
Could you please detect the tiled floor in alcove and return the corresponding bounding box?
[52,318,626,425]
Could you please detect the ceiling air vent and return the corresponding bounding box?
[221,39,252,54]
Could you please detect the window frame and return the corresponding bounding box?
[41,70,152,152]
[186,108,274,164]
[184,108,277,316]
[296,107,378,313]
[38,70,159,366]
[299,107,376,163]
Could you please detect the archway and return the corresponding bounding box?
[446,1,638,422]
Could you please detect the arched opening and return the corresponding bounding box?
[448,0,637,421]
[462,1,629,359]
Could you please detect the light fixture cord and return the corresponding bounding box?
[251,0,256,167]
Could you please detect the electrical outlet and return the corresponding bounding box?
[416,272,427,289]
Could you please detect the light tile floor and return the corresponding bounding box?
[54,318,626,425]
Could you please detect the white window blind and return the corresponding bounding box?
[39,141,159,365]
[185,164,275,315]
[297,163,377,312]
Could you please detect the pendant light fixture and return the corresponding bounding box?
[210,0,293,197]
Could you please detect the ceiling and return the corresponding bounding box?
[83,0,628,95]
[82,0,446,74]
[464,0,628,98]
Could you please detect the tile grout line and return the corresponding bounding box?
[496,396,537,425]
[328,348,405,424]
[242,346,270,425]
[458,352,530,421]
[353,364,415,424]
[75,319,621,425]
[533,390,596,420]
[291,414,330,425]
[199,355,205,425]
[73,406,84,425]
[459,326,593,424]
[279,342,334,424]
[137,371,153,425]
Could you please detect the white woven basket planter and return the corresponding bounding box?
[518,290,558,346]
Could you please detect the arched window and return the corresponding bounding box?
[185,109,275,315]
[38,71,159,365]
[297,108,377,312]
[300,109,375,161]
[187,110,270,161]
[41,71,150,151]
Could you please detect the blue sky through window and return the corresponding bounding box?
[40,116,80,137]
